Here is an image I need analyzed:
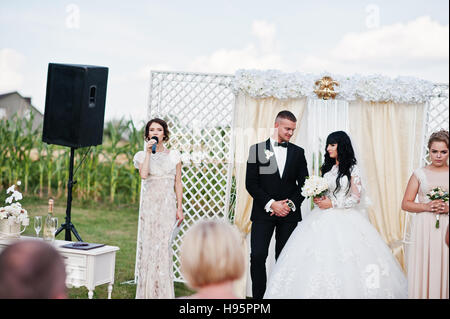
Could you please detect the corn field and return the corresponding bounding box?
[0,114,144,204]
[1,114,236,215]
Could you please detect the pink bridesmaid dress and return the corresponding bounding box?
[407,167,449,299]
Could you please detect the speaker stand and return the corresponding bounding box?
[55,147,83,242]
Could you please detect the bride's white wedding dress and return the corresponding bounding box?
[264,164,408,299]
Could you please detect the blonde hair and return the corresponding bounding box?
[180,219,245,289]
[428,129,449,149]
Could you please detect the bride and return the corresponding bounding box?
[264,131,408,299]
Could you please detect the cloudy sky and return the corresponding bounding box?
[0,0,448,126]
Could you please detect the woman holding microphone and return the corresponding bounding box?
[133,118,183,299]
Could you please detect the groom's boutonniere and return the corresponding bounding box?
[264,149,274,160]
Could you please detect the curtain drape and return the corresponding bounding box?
[348,100,425,270]
[232,92,307,298]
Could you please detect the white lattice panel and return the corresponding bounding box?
[421,84,449,165]
[146,71,236,282]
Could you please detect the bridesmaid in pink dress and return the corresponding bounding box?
[402,130,449,299]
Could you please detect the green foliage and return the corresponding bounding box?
[0,115,144,205]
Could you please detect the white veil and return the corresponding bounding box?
[347,132,373,220]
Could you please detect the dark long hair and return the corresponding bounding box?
[320,131,357,196]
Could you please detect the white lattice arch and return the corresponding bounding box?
[134,71,236,283]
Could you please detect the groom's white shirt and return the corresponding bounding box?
[270,137,287,178]
[264,138,295,213]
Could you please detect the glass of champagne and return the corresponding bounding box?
[34,216,42,238]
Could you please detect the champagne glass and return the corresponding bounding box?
[34,216,42,238]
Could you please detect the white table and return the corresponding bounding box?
[0,236,120,299]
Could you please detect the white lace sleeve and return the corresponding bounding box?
[133,151,145,169]
[331,165,362,209]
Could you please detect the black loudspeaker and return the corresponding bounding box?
[42,63,108,148]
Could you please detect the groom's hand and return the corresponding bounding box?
[270,200,291,217]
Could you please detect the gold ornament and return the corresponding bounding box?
[314,76,339,100]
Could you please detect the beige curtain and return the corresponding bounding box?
[348,100,424,271]
[232,92,307,298]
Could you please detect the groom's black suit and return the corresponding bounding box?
[246,139,308,299]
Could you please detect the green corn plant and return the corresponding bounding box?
[91,145,103,202]
[0,118,13,186]
[103,118,128,203]
[85,147,97,200]
[21,113,40,194]
[45,143,54,197]
[53,147,67,198]
[36,140,46,198]
[7,114,22,185]
[123,118,144,204]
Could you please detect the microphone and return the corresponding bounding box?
[151,136,159,154]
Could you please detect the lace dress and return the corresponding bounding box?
[406,167,449,299]
[264,164,408,299]
[133,149,181,299]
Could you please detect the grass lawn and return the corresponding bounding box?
[18,196,195,299]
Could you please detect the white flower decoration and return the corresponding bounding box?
[0,183,28,227]
[231,69,435,103]
[6,185,16,194]
[6,191,22,204]
[265,149,274,160]
[301,175,329,198]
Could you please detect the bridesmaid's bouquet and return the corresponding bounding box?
[426,186,449,229]
[301,175,329,199]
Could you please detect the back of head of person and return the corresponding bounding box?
[0,240,67,299]
[180,219,245,297]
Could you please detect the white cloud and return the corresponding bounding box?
[334,16,448,61]
[185,16,448,82]
[251,20,276,53]
[187,20,285,74]
[0,48,25,92]
[297,16,449,82]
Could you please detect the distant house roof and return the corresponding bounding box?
[0,91,43,115]
[0,91,17,99]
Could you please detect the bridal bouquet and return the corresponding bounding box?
[426,186,449,229]
[301,175,329,199]
[0,181,29,227]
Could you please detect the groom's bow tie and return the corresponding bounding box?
[274,142,288,148]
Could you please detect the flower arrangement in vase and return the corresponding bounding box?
[0,181,29,239]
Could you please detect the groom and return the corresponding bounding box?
[245,110,308,299]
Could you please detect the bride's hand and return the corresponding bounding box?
[313,196,322,205]
[317,197,333,209]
